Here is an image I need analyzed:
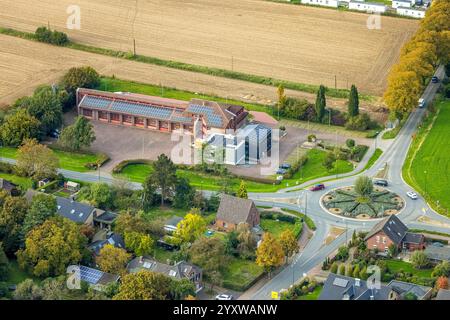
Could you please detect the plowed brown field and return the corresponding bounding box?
[0,0,418,96]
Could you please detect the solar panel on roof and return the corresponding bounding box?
[111,101,172,120]
[187,104,223,127]
[80,266,103,285]
[82,96,111,109]
[333,278,349,288]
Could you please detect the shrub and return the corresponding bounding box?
[345,113,371,131]
[410,250,429,269]
[34,27,69,46]
[346,139,356,148]
[351,145,369,162]
[330,262,338,274]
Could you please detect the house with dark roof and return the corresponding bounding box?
[127,256,203,292]
[164,216,184,233]
[69,265,120,292]
[436,288,450,300]
[88,231,125,256]
[424,245,450,264]
[319,274,432,300]
[0,178,19,196]
[365,215,425,254]
[215,194,260,232]
[56,197,96,225]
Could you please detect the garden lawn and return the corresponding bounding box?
[297,285,323,300]
[405,100,450,213]
[6,260,38,286]
[385,259,433,278]
[0,146,103,172]
[364,148,382,171]
[221,258,264,292]
[115,149,353,193]
[0,172,32,190]
[260,218,301,238]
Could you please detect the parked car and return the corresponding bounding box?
[418,98,426,109]
[373,179,388,187]
[431,76,439,83]
[276,168,287,175]
[310,184,325,191]
[406,191,418,200]
[215,294,233,300]
[280,163,291,170]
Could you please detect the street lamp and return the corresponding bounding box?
[424,170,428,195]
[328,109,332,127]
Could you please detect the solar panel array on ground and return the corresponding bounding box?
[187,104,223,127]
[80,265,104,285]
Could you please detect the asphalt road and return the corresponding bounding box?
[0,66,447,301]
[246,65,448,299]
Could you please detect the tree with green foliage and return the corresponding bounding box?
[16,139,59,181]
[330,262,338,274]
[113,213,150,236]
[277,84,287,118]
[13,279,43,300]
[0,243,9,281]
[0,196,28,254]
[338,264,346,275]
[237,180,248,199]
[26,86,64,135]
[58,116,96,151]
[173,178,195,209]
[432,261,450,278]
[88,183,113,209]
[22,193,57,237]
[352,264,360,279]
[124,231,154,256]
[0,109,41,147]
[347,85,359,117]
[345,264,354,277]
[322,151,336,171]
[113,270,172,300]
[174,209,207,244]
[17,216,88,277]
[61,66,100,108]
[190,237,227,276]
[170,278,196,300]
[315,85,326,122]
[354,176,373,197]
[346,139,356,149]
[410,250,429,269]
[149,154,177,206]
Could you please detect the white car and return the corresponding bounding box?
[407,191,418,200]
[215,294,233,300]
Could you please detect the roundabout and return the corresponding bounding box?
[320,177,405,220]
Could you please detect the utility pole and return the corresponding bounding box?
[97,164,101,182]
[328,109,331,127]
[133,38,136,56]
[334,75,337,90]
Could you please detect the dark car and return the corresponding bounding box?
[431,76,439,83]
[280,163,291,170]
[310,184,325,191]
[276,168,287,175]
[373,179,388,187]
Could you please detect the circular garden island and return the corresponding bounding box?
[321,176,404,219]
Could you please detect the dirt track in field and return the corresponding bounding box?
[0,34,388,122]
[0,0,417,96]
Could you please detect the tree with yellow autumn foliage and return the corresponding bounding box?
[256,232,284,278]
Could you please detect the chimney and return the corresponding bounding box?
[355,278,361,287]
[139,256,143,263]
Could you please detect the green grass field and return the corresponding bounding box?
[0,146,102,172]
[260,218,300,238]
[115,149,353,192]
[221,257,264,291]
[0,172,32,190]
[385,259,433,278]
[363,148,383,171]
[404,100,450,214]
[99,78,270,114]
